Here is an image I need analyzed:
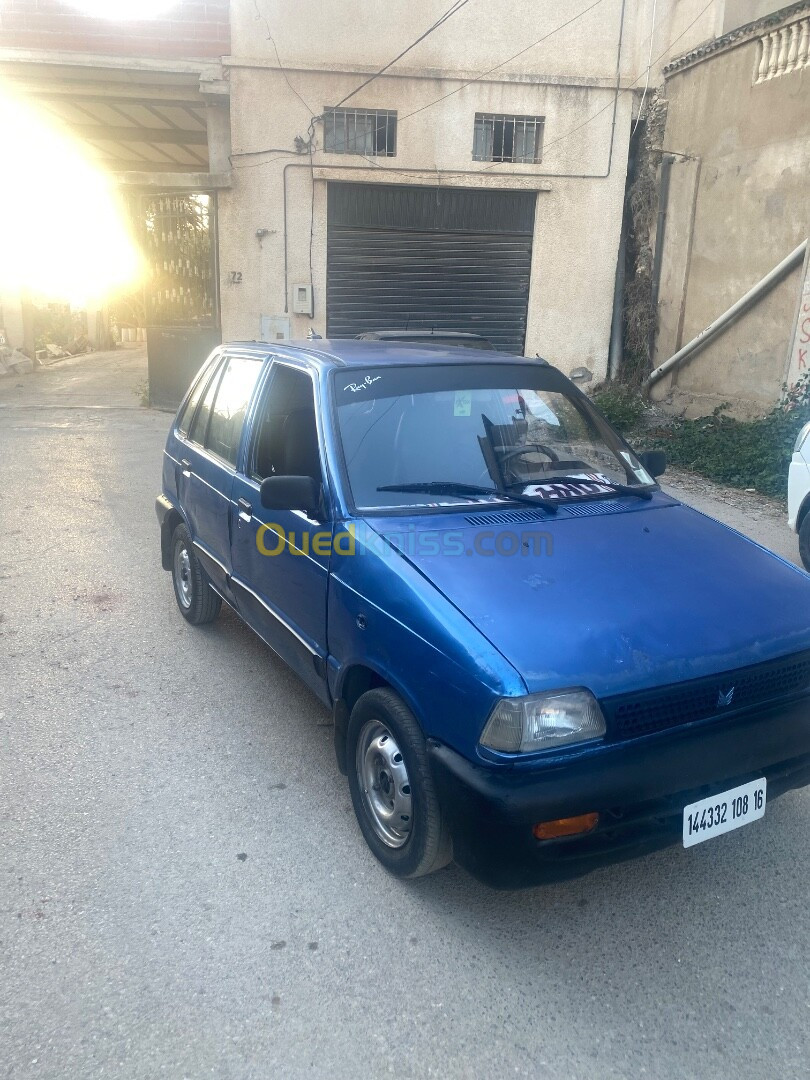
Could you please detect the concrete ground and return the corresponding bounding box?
[1,349,808,1080]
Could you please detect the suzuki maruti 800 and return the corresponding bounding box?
[156,341,810,886]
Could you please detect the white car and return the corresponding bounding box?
[788,420,810,570]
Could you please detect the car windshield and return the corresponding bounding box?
[334,363,655,510]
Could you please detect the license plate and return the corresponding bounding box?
[683,778,766,848]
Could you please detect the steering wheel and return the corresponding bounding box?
[499,442,561,465]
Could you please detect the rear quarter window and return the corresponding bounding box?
[177,356,220,438]
[205,355,263,466]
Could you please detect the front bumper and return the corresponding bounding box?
[428,695,810,888]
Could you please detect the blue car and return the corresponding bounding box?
[156,341,810,887]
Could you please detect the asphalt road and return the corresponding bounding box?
[2,351,808,1080]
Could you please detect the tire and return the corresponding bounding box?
[800,514,810,572]
[170,523,222,626]
[347,688,451,879]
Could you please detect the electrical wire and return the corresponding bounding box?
[334,0,472,110]
[631,0,658,138]
[238,0,611,163]
[398,0,607,123]
[251,0,315,117]
[480,0,718,170]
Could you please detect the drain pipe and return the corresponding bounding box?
[644,239,808,393]
[648,153,675,362]
[608,225,626,380]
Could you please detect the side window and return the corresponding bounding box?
[249,365,321,483]
[205,356,263,466]
[188,360,224,446]
[177,356,218,438]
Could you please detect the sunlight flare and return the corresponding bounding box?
[0,86,143,307]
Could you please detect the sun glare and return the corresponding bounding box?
[66,1,177,18]
[0,88,143,307]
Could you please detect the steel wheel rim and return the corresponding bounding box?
[173,543,192,609]
[355,720,413,848]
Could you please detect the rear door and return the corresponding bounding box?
[178,352,264,593]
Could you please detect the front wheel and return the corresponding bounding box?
[171,523,221,625]
[347,688,451,878]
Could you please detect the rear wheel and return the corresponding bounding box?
[171,523,221,625]
[800,515,810,572]
[347,688,451,878]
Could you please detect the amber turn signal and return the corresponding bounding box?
[532,812,599,840]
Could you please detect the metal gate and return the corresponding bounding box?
[122,191,221,408]
[326,183,536,354]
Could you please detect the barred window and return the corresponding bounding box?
[473,113,544,164]
[323,107,397,157]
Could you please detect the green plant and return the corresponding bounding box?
[591,384,646,434]
[134,379,150,408]
[645,391,810,499]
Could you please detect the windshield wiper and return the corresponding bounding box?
[377,481,558,513]
[509,475,655,501]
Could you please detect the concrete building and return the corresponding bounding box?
[651,1,810,414]
[1,0,736,397]
[219,0,718,377]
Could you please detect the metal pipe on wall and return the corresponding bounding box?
[644,239,808,392]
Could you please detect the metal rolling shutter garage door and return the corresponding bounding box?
[326,183,536,354]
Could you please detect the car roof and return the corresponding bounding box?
[225,338,548,370]
[357,330,489,341]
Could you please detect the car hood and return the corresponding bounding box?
[363,498,810,697]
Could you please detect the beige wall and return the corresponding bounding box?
[233,0,724,91]
[723,0,786,33]
[219,0,720,375]
[219,63,632,376]
[653,14,810,412]
[235,0,636,82]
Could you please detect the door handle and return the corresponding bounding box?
[180,457,192,478]
[237,498,253,522]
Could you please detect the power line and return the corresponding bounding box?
[251,0,315,117]
[240,0,610,161]
[631,0,658,138]
[398,0,607,124]
[481,0,718,170]
[237,0,718,176]
[334,0,472,110]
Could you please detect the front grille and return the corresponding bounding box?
[465,498,639,527]
[465,508,549,526]
[561,498,639,517]
[601,650,810,740]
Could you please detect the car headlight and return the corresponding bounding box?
[794,421,810,454]
[479,689,606,753]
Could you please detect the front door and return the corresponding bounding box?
[229,362,332,703]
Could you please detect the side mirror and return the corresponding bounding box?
[260,475,322,516]
[637,450,667,479]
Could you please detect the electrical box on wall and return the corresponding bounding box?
[260,316,291,343]
[292,283,314,317]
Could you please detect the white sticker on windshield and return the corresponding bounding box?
[522,473,614,500]
[344,375,382,393]
[454,390,472,417]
